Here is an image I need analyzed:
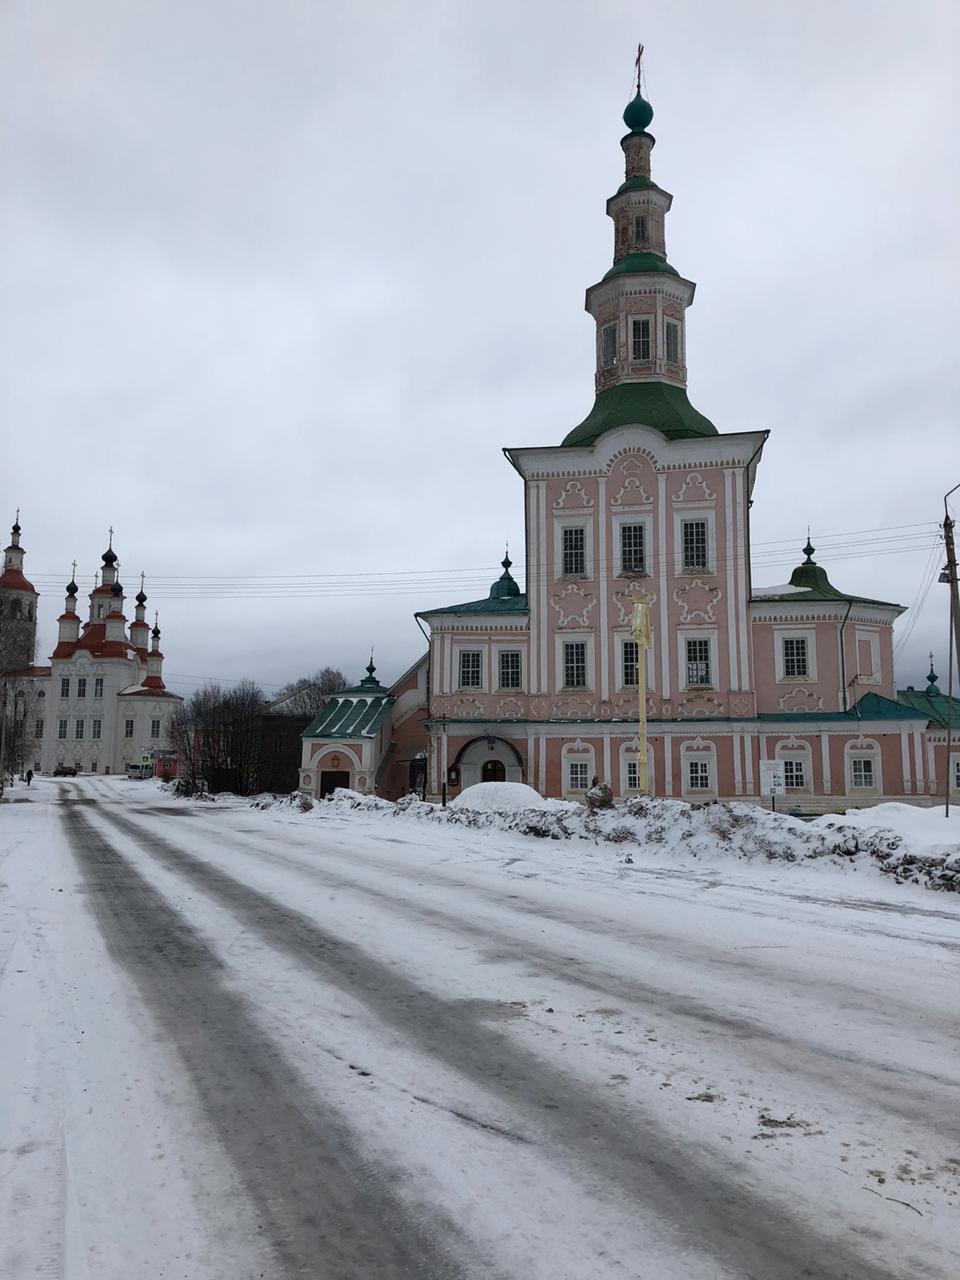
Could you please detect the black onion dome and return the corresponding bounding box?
[102,547,118,566]
[111,580,123,597]
[135,589,147,604]
[151,624,161,638]
[66,578,78,595]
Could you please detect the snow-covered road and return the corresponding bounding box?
[2,777,958,1279]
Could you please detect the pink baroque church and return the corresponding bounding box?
[299,61,958,810]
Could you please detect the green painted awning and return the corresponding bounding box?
[303,693,394,740]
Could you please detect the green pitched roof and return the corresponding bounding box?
[896,688,960,728]
[303,692,394,740]
[752,542,904,609]
[561,381,717,448]
[417,554,529,618]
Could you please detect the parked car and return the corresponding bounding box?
[53,765,77,777]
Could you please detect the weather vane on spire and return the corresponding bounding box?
[108,525,114,548]
[140,570,145,591]
[635,42,644,92]
[71,559,77,578]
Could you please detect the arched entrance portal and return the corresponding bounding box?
[455,737,523,790]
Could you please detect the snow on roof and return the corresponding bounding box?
[751,584,808,598]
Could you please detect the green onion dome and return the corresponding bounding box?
[623,90,653,133]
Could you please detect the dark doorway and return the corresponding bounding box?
[481,759,506,783]
[320,770,350,798]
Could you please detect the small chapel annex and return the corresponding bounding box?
[0,520,182,777]
[299,58,958,811]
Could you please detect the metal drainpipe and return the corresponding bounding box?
[839,600,853,712]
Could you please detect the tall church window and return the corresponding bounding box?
[622,640,639,687]
[150,719,161,739]
[685,638,711,687]
[75,719,84,740]
[665,320,680,364]
[626,760,639,790]
[124,719,135,739]
[35,719,44,739]
[58,719,68,739]
[77,677,87,698]
[60,677,70,698]
[92,720,102,740]
[620,524,646,574]
[94,678,104,698]
[681,520,708,571]
[782,638,808,679]
[631,317,651,361]
[562,527,586,576]
[634,214,648,244]
[600,323,618,369]
[563,642,587,688]
[498,651,521,689]
[458,651,482,688]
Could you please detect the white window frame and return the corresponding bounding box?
[553,515,594,582]
[94,677,104,698]
[124,719,135,739]
[562,740,596,797]
[612,513,652,579]
[568,760,589,791]
[673,507,716,576]
[774,738,813,793]
[634,213,648,245]
[35,718,44,739]
[844,738,882,794]
[60,677,70,698]
[150,718,161,739]
[92,719,102,740]
[616,631,655,693]
[562,640,588,690]
[680,739,717,798]
[457,648,484,690]
[58,719,68,740]
[677,628,718,691]
[854,629,882,685]
[76,676,87,699]
[774,627,817,683]
[74,719,84,740]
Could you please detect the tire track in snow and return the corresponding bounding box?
[94,801,916,1280]
[124,807,960,1138]
[61,804,475,1280]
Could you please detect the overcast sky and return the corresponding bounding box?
[2,0,958,699]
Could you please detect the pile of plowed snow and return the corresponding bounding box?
[256,784,960,893]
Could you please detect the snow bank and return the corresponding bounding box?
[450,781,576,815]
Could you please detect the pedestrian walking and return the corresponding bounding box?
[25,769,33,787]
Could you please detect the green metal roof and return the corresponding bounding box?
[418,593,529,618]
[752,542,904,609]
[602,251,679,281]
[896,688,960,728]
[303,692,394,740]
[561,381,718,448]
[417,554,529,618]
[613,176,658,195]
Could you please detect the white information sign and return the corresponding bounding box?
[759,760,786,796]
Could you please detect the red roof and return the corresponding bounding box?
[0,568,36,593]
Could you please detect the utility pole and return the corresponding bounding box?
[942,484,959,818]
[943,484,960,678]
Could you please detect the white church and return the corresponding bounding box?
[0,518,181,776]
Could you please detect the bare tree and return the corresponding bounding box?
[171,680,268,795]
[272,666,348,717]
